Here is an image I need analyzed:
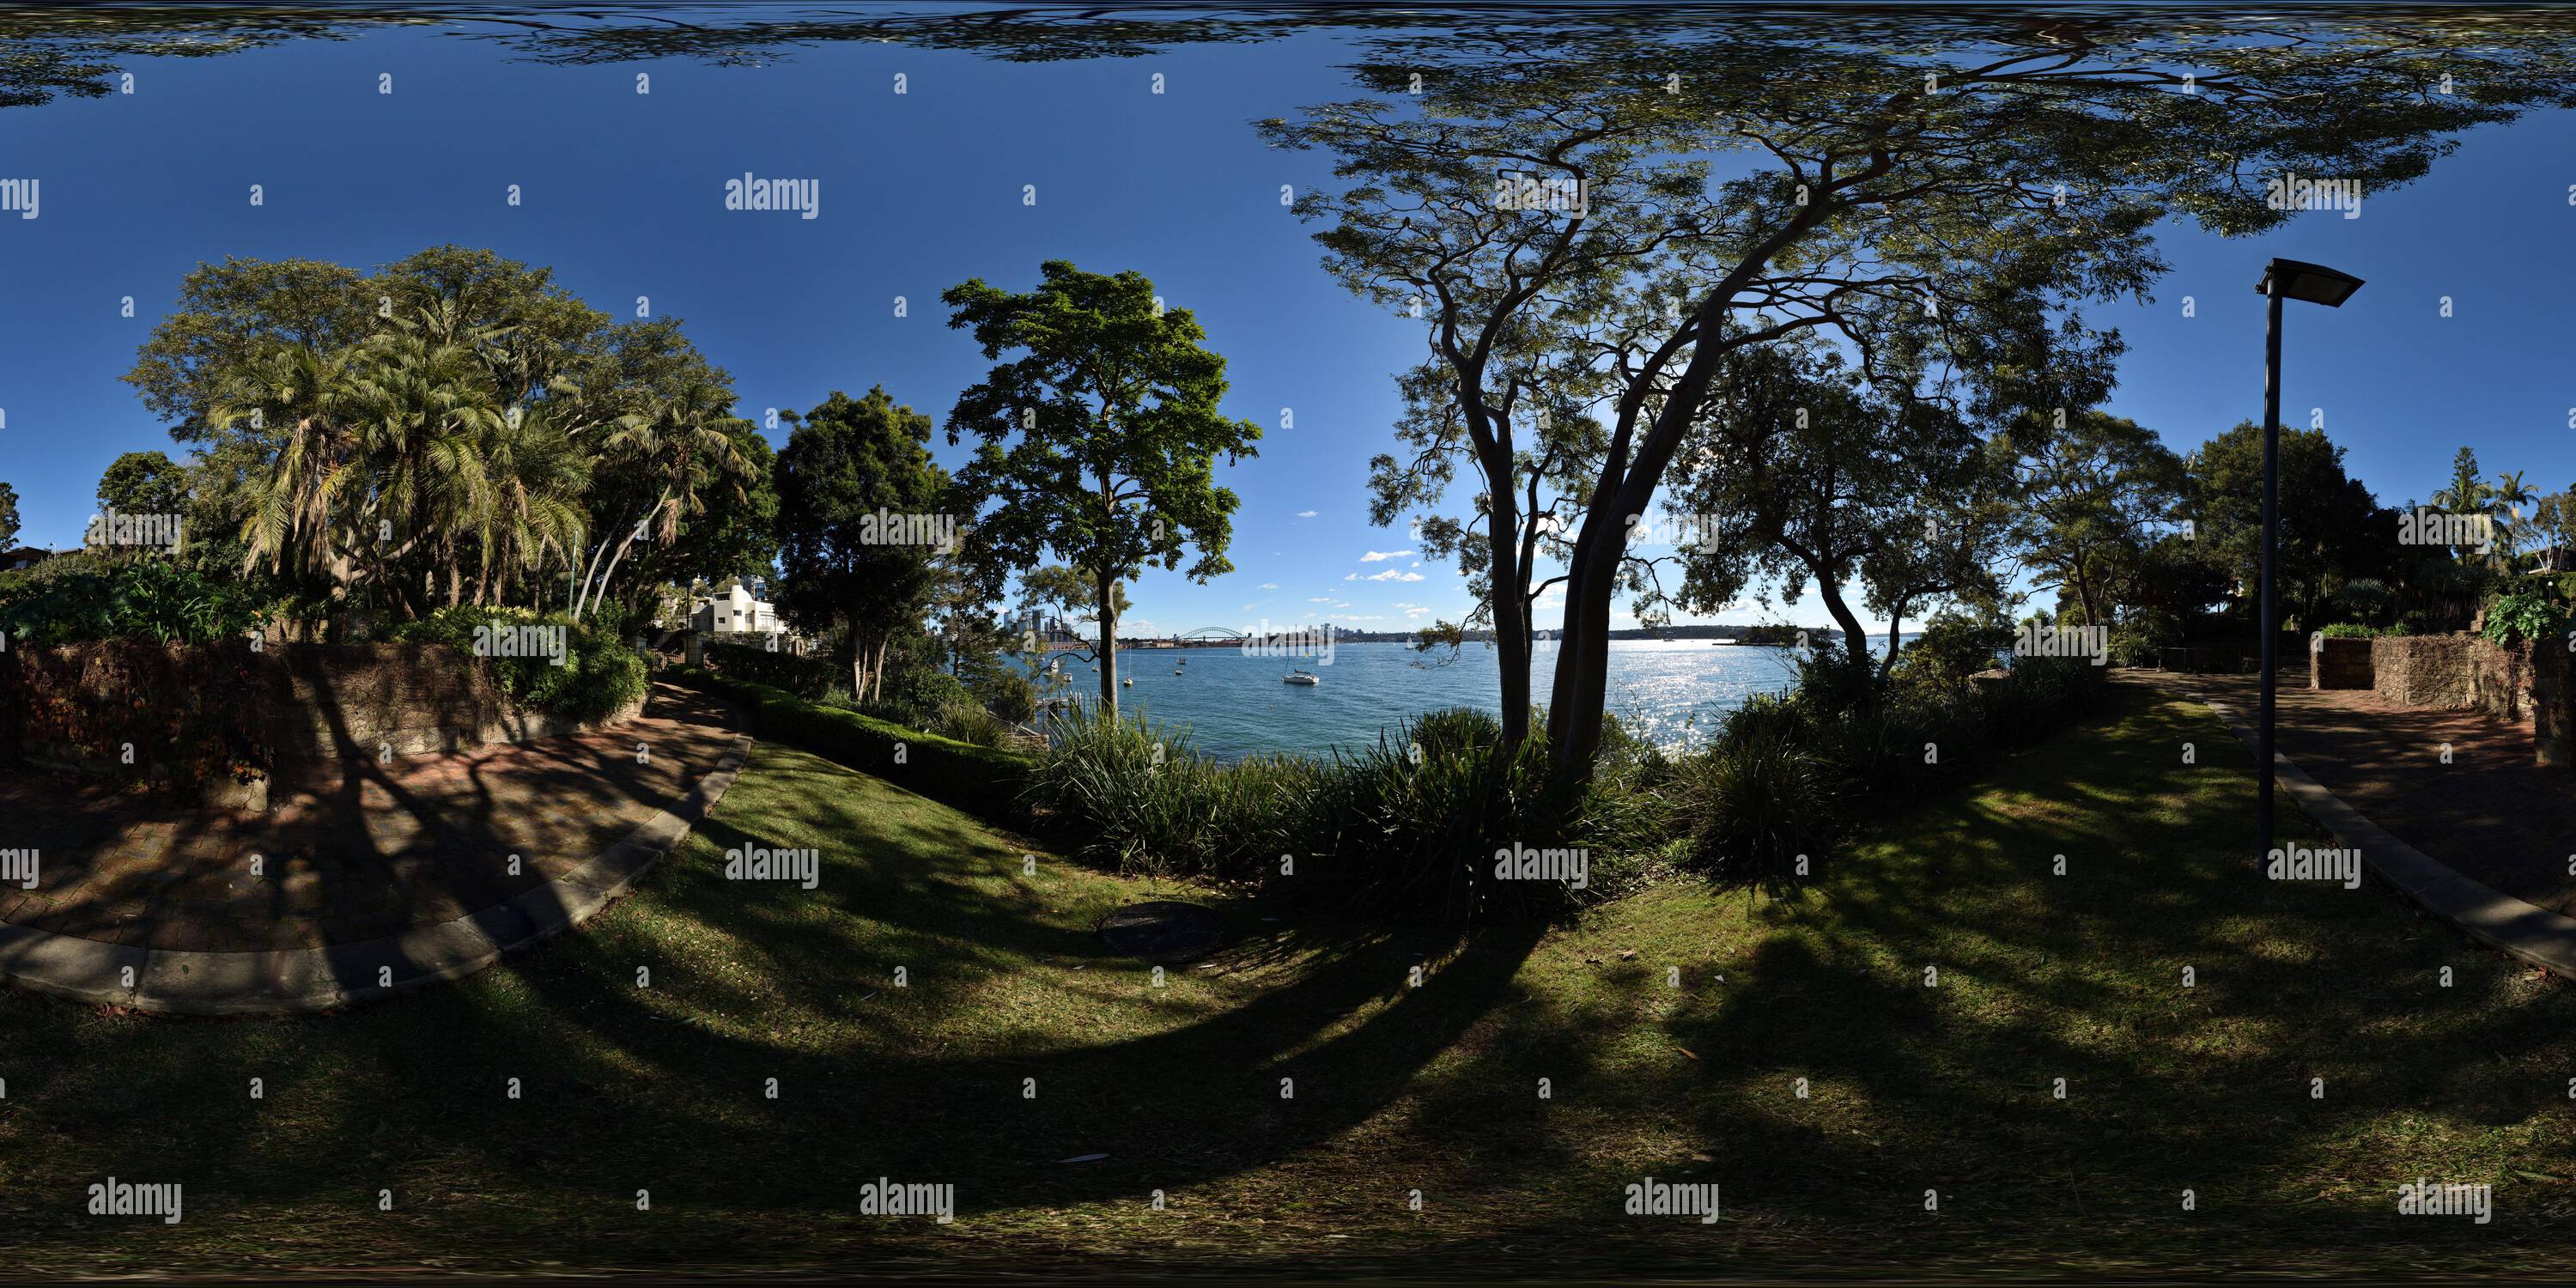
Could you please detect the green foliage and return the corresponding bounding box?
[1674,700,1841,892]
[702,638,839,698]
[392,605,645,723]
[95,450,191,516]
[975,668,1039,726]
[2188,422,2391,632]
[2318,623,2391,640]
[1024,702,1637,926]
[671,666,1031,823]
[0,558,265,646]
[1679,651,2107,891]
[943,261,1262,714]
[0,480,18,550]
[1891,609,2012,692]
[2481,590,2564,647]
[773,386,951,704]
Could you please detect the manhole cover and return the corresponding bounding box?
[1097,901,1225,963]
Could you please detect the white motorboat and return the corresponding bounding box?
[1283,669,1320,686]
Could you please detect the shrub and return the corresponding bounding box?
[1678,643,2106,892]
[1020,702,1245,878]
[702,639,839,697]
[671,666,1031,822]
[0,559,265,647]
[392,605,646,723]
[1891,610,2012,691]
[1674,713,1839,891]
[2482,590,2564,647]
[2334,577,2393,624]
[978,669,1040,726]
[1291,708,1587,925]
[1024,702,1625,925]
[2317,622,2388,640]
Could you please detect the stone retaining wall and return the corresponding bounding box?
[3,642,641,805]
[2309,637,2374,690]
[2370,633,2535,722]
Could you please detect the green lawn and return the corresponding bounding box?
[2,680,2571,1277]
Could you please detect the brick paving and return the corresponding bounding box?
[0,683,740,951]
[2155,672,2576,918]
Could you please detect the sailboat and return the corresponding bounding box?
[1283,668,1320,686]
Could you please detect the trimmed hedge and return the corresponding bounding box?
[699,639,839,699]
[670,666,1031,821]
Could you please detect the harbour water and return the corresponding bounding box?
[1035,637,1884,761]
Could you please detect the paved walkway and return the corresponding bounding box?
[2136,670,2576,981]
[0,680,748,1013]
[2170,673,2576,918]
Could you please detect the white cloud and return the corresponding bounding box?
[1297,510,1317,519]
[1360,569,1424,582]
[1259,582,1279,590]
[1307,596,1334,603]
[1359,550,1413,562]
[1343,614,1385,622]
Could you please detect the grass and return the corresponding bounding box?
[2,678,2573,1277]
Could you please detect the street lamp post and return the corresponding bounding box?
[2254,257,2364,872]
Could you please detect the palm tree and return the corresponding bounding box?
[568,380,752,621]
[354,323,506,616]
[2489,468,2537,566]
[211,343,377,592]
[471,401,590,607]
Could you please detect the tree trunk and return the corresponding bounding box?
[1815,579,1873,674]
[1095,566,1120,715]
[1483,518,1533,754]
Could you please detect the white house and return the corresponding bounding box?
[691,580,781,636]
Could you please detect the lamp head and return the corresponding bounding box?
[2257,258,2365,307]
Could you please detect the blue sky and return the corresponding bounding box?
[3,17,2571,636]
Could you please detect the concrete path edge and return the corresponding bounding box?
[0,725,754,1017]
[2201,692,2576,981]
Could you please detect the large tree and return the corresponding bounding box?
[942,262,1261,712]
[2188,422,2390,636]
[147,247,743,623]
[2000,410,2191,629]
[95,451,191,518]
[1669,339,2011,678]
[774,387,951,704]
[1267,16,2576,781]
